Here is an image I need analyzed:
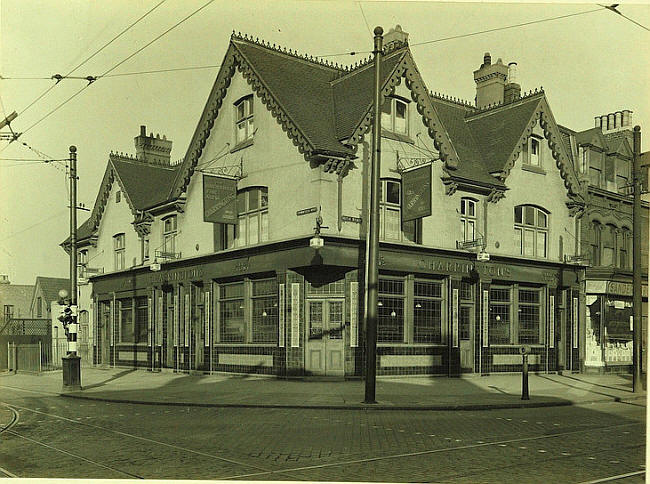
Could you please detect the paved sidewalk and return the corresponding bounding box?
[0,368,645,410]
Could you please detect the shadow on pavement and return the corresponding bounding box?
[82,369,138,390]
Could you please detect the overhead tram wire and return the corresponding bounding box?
[16,0,217,139]
[357,2,373,36]
[16,0,168,118]
[317,6,607,58]
[599,4,650,32]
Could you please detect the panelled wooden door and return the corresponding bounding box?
[305,299,345,376]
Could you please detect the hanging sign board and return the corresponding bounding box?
[203,175,237,224]
[402,165,431,222]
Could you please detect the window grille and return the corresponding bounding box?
[414,280,443,343]
[378,277,405,343]
[518,288,541,344]
[251,279,278,343]
[489,286,511,344]
[219,283,245,343]
[306,280,345,296]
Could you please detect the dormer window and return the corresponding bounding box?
[381,97,408,135]
[234,95,254,145]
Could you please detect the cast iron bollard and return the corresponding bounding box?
[520,345,530,400]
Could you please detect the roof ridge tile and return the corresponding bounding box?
[231,30,345,72]
[466,87,545,118]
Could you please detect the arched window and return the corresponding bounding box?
[379,179,420,243]
[620,228,631,269]
[514,205,548,258]
[591,221,602,266]
[460,198,477,242]
[602,224,616,266]
[236,187,268,246]
[113,233,125,270]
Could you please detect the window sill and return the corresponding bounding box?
[381,130,414,144]
[522,164,546,175]
[230,138,254,153]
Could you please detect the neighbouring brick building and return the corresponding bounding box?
[560,117,649,373]
[0,275,34,328]
[65,27,594,377]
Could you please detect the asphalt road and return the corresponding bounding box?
[0,384,645,482]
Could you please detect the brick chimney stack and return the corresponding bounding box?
[134,125,173,166]
[383,25,409,49]
[503,62,521,104]
[473,53,509,109]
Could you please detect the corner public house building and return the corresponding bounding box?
[68,28,591,378]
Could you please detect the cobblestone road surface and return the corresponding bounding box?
[0,385,645,482]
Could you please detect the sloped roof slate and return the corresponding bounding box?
[110,157,177,211]
[34,277,70,304]
[466,95,543,174]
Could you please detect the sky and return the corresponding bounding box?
[1,0,649,285]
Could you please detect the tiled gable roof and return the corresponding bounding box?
[429,97,504,188]
[34,277,70,304]
[61,156,178,248]
[466,94,543,174]
[110,156,177,211]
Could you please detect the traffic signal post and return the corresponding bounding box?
[62,145,81,392]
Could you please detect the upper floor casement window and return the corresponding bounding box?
[381,96,408,136]
[514,205,548,258]
[460,198,477,242]
[113,233,125,270]
[616,159,631,195]
[523,135,543,168]
[236,187,268,246]
[143,238,150,261]
[234,95,254,146]
[36,297,43,317]
[162,215,177,256]
[379,179,421,243]
[590,221,602,266]
[79,249,88,265]
[588,151,604,188]
[601,224,617,267]
[619,228,631,269]
[115,190,121,204]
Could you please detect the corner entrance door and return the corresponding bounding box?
[460,305,474,372]
[305,299,345,376]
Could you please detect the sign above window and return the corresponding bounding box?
[203,175,237,224]
[402,165,431,222]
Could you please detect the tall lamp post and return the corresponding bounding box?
[62,145,81,391]
[632,126,643,393]
[364,26,383,404]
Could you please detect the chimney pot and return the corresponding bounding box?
[140,125,146,136]
[507,62,518,84]
[483,52,491,67]
[595,116,601,128]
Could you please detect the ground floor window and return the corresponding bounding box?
[217,278,278,344]
[413,280,443,343]
[378,278,405,343]
[119,296,148,344]
[489,285,544,345]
